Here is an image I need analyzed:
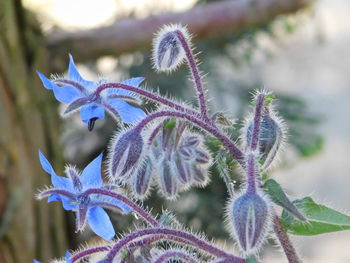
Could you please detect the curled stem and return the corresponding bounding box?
[105,227,244,262]
[96,82,199,116]
[154,249,200,263]
[82,188,159,227]
[134,110,244,166]
[71,246,110,262]
[174,29,210,121]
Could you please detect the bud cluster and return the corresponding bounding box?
[134,120,212,199]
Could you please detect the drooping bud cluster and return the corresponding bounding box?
[132,120,212,199]
[243,97,285,170]
[152,24,190,72]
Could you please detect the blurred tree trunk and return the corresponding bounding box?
[0,0,68,262]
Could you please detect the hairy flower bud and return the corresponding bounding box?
[228,191,271,255]
[191,165,209,186]
[109,129,144,181]
[182,135,200,147]
[158,159,178,199]
[152,24,189,72]
[194,149,211,164]
[174,153,192,184]
[245,113,284,169]
[132,157,154,199]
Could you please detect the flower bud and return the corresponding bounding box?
[182,135,200,147]
[174,153,192,184]
[109,129,144,181]
[191,165,209,186]
[132,157,153,199]
[179,146,193,161]
[194,148,211,164]
[152,24,189,72]
[245,113,284,169]
[158,159,178,199]
[228,191,271,255]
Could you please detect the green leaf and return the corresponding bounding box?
[281,197,350,235]
[264,179,306,221]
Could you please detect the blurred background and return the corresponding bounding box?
[0,0,349,262]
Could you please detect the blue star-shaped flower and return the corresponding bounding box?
[38,150,132,240]
[37,55,146,131]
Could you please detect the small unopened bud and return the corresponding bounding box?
[245,113,284,169]
[228,191,271,255]
[132,157,153,199]
[158,159,178,199]
[174,153,192,184]
[191,165,209,186]
[194,149,211,164]
[182,135,200,147]
[179,146,193,161]
[109,129,144,181]
[152,24,189,72]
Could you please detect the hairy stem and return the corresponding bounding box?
[174,30,210,121]
[105,227,244,262]
[133,110,245,166]
[154,249,200,263]
[96,82,199,115]
[272,213,302,263]
[250,94,265,151]
[83,188,159,227]
[246,153,257,193]
[71,246,110,262]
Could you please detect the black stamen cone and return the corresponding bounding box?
[88,118,98,131]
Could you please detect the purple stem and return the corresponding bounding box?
[133,110,244,166]
[246,153,257,194]
[272,213,302,263]
[174,30,210,121]
[154,250,199,263]
[128,234,194,249]
[71,245,110,262]
[250,94,265,151]
[82,188,159,227]
[105,228,244,262]
[96,82,199,115]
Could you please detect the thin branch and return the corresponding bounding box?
[48,0,312,66]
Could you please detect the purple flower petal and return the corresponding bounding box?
[48,194,76,210]
[65,251,72,263]
[38,150,74,191]
[68,54,95,90]
[107,99,146,124]
[52,84,82,104]
[87,206,115,240]
[80,153,103,188]
[63,97,89,116]
[80,104,105,124]
[37,72,55,90]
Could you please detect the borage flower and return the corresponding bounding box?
[37,151,132,240]
[37,55,146,131]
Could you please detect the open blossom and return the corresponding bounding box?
[37,55,146,130]
[38,151,132,240]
